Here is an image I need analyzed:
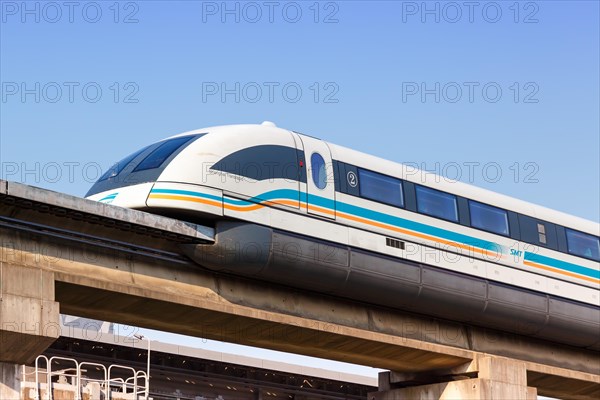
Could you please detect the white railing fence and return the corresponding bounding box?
[21,355,147,400]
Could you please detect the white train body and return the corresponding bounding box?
[86,123,600,348]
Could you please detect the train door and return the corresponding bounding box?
[298,135,336,219]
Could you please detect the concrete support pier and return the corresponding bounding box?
[371,356,537,400]
[0,262,60,364]
[0,362,21,400]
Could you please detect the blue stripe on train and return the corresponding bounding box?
[150,187,597,280]
[524,252,599,280]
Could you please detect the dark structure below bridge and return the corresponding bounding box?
[19,326,376,400]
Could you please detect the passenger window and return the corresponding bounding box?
[134,136,195,172]
[358,169,403,208]
[211,145,302,182]
[311,153,327,189]
[566,229,600,261]
[416,185,458,222]
[469,200,509,236]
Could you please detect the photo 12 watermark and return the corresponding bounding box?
[200,1,339,24]
[400,1,540,24]
[1,82,140,104]
[1,1,140,24]
[1,161,104,185]
[402,161,540,184]
[196,160,539,186]
[0,236,137,268]
[401,81,540,104]
[201,81,340,104]
[0,159,540,192]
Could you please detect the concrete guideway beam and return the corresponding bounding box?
[526,364,600,400]
[0,231,598,400]
[0,180,214,243]
[0,227,473,371]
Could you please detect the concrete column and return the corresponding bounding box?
[0,262,60,364]
[0,362,21,400]
[370,356,537,400]
[476,356,536,399]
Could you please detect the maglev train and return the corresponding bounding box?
[86,122,600,349]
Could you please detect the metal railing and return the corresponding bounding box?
[22,355,147,400]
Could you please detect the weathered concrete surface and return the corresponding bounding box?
[0,263,60,364]
[526,363,600,400]
[0,362,21,400]
[371,356,538,400]
[0,227,598,399]
[1,180,214,242]
[1,227,473,370]
[374,356,600,400]
[369,379,537,400]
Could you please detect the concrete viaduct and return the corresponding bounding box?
[0,180,598,399]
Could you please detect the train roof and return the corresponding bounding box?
[168,123,599,236]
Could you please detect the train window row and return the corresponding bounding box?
[333,160,600,262]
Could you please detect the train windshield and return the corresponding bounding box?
[98,145,151,181]
[86,133,205,197]
[133,136,195,172]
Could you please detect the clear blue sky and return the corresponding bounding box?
[1,0,599,381]
[1,1,599,222]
